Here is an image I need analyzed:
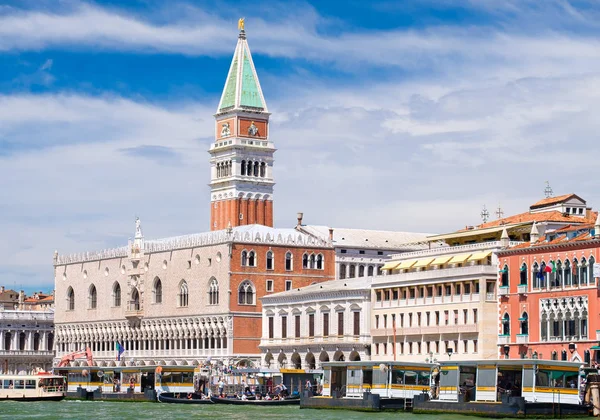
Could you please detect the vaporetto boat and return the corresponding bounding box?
[0,373,66,401]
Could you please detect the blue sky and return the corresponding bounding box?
[2,0,600,293]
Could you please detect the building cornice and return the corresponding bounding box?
[497,238,600,257]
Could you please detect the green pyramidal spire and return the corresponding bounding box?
[217,25,268,113]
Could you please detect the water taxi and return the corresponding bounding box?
[0,373,66,401]
[413,359,590,417]
[302,360,435,411]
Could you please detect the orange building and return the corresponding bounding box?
[496,218,600,364]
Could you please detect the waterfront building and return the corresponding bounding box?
[370,193,597,363]
[496,216,600,363]
[52,25,336,369]
[259,277,371,369]
[297,216,432,280]
[0,306,54,374]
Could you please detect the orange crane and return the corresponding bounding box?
[57,347,94,367]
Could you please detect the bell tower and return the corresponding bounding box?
[209,20,275,231]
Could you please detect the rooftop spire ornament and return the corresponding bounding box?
[238,17,245,31]
[496,204,504,220]
[544,181,553,198]
[481,205,490,223]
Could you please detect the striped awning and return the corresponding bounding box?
[397,259,417,269]
[431,255,453,265]
[448,253,471,263]
[381,261,400,271]
[412,258,435,268]
[467,250,492,261]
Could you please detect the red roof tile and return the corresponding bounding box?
[530,193,585,210]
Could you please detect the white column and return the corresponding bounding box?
[0,330,4,351]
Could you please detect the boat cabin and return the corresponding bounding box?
[0,373,66,400]
[435,360,582,405]
[322,361,435,399]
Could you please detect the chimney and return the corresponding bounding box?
[0,286,4,293]
[500,227,510,248]
[530,222,540,244]
[296,212,304,227]
[328,228,334,241]
[595,213,600,239]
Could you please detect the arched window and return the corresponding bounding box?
[131,288,140,311]
[248,250,256,266]
[309,254,316,269]
[241,250,248,267]
[368,266,374,276]
[33,332,40,351]
[561,350,568,361]
[539,262,547,288]
[266,251,274,270]
[572,258,579,285]
[340,264,347,279]
[532,262,539,289]
[260,162,266,177]
[502,313,510,336]
[241,160,246,176]
[564,260,572,286]
[19,332,26,351]
[113,282,121,307]
[349,265,356,278]
[520,263,528,285]
[551,351,558,361]
[302,253,309,269]
[4,332,11,350]
[358,265,365,277]
[254,161,259,177]
[316,254,323,270]
[209,278,219,305]
[520,312,528,335]
[285,252,293,271]
[238,280,254,305]
[590,256,596,283]
[67,287,75,310]
[179,281,189,307]
[154,277,162,304]
[500,264,509,287]
[585,350,591,364]
[554,260,563,288]
[89,284,97,309]
[581,258,588,285]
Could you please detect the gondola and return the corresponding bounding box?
[210,395,300,406]
[158,392,214,404]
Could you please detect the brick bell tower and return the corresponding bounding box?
[209,19,275,231]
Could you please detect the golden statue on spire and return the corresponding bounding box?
[238,18,245,31]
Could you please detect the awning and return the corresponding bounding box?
[412,258,434,268]
[448,253,472,263]
[397,259,417,269]
[590,346,600,350]
[381,261,400,271]
[431,255,453,265]
[468,250,493,262]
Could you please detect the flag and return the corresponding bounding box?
[544,265,553,273]
[550,261,556,273]
[116,341,125,361]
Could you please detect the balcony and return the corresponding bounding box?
[498,335,510,345]
[498,286,509,297]
[516,334,529,344]
[517,284,528,294]
[125,302,143,321]
[485,292,496,301]
[457,324,479,333]
[0,350,54,357]
[371,328,390,337]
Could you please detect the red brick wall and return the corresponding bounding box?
[229,243,336,314]
[211,198,273,231]
[232,316,262,354]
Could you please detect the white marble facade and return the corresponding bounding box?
[259,278,372,370]
[0,309,55,374]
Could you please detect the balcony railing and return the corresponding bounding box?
[373,265,499,287]
[0,350,54,357]
[0,311,54,321]
[498,286,509,296]
[498,335,510,344]
[517,284,528,294]
[486,292,496,301]
[516,334,529,344]
[389,240,523,260]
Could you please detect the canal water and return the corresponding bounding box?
[0,401,592,420]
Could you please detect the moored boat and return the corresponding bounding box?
[210,395,300,405]
[157,392,213,404]
[0,373,66,401]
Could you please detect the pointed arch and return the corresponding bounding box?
[131,288,140,311]
[241,250,248,266]
[520,263,528,285]
[238,280,255,305]
[520,312,529,335]
[589,255,595,282]
[113,282,122,307]
[266,250,274,270]
[500,264,509,287]
[248,250,256,266]
[66,286,75,310]
[532,261,539,288]
[285,251,293,271]
[564,259,572,286]
[502,312,510,335]
[209,277,219,305]
[178,280,189,307]
[88,284,97,309]
[153,277,162,304]
[302,253,309,269]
